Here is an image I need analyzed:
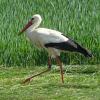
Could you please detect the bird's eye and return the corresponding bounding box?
[31,18,34,20]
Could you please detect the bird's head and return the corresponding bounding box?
[18,14,42,35]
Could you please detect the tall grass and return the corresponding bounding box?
[0,0,99,66]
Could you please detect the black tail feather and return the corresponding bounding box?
[75,42,92,57]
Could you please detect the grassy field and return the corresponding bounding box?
[0,0,100,66]
[0,0,99,99]
[0,65,100,100]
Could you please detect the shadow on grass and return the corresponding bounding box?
[53,65,99,75]
[60,84,97,89]
[65,70,97,74]
[42,83,97,89]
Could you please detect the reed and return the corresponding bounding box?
[0,0,99,66]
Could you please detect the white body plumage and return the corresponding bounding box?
[25,15,69,58]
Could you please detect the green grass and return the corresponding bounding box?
[0,0,100,66]
[0,65,100,100]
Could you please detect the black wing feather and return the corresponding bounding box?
[45,39,92,57]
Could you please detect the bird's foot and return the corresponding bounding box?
[21,77,32,84]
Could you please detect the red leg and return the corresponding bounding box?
[48,57,52,69]
[22,57,52,84]
[55,56,64,83]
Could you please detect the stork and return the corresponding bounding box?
[18,14,92,83]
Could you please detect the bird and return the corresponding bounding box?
[18,14,92,84]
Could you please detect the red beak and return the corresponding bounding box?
[18,20,32,35]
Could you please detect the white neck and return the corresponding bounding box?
[26,19,42,33]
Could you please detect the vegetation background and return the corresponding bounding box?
[0,0,100,100]
[0,0,99,66]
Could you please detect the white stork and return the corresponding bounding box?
[18,14,92,83]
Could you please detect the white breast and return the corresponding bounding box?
[25,31,44,48]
